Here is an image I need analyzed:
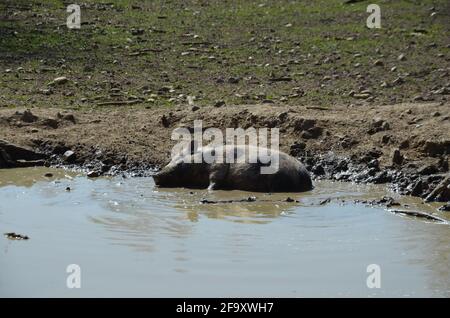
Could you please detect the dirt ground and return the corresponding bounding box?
[0,101,448,166]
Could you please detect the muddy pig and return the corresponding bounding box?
[153,145,312,192]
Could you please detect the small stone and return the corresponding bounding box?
[214,100,225,107]
[432,111,441,117]
[63,114,76,123]
[20,109,38,123]
[191,105,199,111]
[49,76,68,86]
[353,93,371,99]
[418,164,438,175]
[4,232,29,240]
[399,139,410,149]
[373,59,384,66]
[131,28,145,36]
[63,150,76,163]
[40,88,53,95]
[392,149,404,166]
[397,54,406,61]
[228,77,240,84]
[87,171,100,178]
[41,118,58,129]
[392,77,404,85]
[65,187,71,192]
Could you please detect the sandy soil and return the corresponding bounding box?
[0,101,448,167]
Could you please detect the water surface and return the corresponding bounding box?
[0,167,449,297]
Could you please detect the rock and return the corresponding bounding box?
[63,150,76,163]
[425,176,450,202]
[61,113,76,123]
[191,106,199,111]
[379,196,401,207]
[368,159,380,169]
[293,118,316,131]
[87,171,100,178]
[312,164,325,176]
[15,159,45,167]
[369,170,392,184]
[438,157,449,172]
[131,28,145,36]
[438,204,450,212]
[373,59,384,66]
[305,126,323,139]
[432,111,441,117]
[49,76,68,86]
[0,148,14,168]
[399,139,409,149]
[40,88,53,95]
[392,149,404,166]
[4,232,29,240]
[161,114,170,127]
[422,140,450,156]
[214,100,225,107]
[0,140,46,168]
[66,187,71,192]
[408,179,424,197]
[381,135,391,144]
[353,93,371,99]
[20,109,38,123]
[392,77,404,85]
[397,54,406,61]
[290,141,306,157]
[368,118,390,134]
[418,164,438,175]
[228,77,240,84]
[40,118,58,129]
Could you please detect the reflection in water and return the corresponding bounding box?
[0,168,449,297]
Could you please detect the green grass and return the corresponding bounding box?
[0,0,448,109]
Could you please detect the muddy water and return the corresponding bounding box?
[0,167,449,297]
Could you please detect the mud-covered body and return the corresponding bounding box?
[153,145,312,192]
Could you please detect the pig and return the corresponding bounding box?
[153,145,312,192]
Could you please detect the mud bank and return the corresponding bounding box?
[0,102,449,202]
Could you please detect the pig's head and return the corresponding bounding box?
[153,152,210,188]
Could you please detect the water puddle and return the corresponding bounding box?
[0,167,449,297]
